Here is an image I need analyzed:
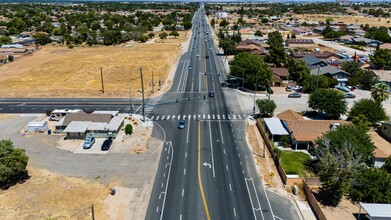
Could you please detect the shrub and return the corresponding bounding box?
[125,124,133,135]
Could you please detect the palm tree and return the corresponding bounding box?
[371,82,390,103]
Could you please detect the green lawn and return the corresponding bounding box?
[280,151,312,177]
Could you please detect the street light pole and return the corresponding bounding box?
[253,70,258,116]
[139,67,145,122]
[151,70,154,93]
[130,71,133,115]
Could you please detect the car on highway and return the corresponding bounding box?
[188,65,192,70]
[205,55,209,59]
[83,136,95,149]
[208,91,215,97]
[178,119,186,129]
[344,93,356,99]
[101,138,113,151]
[288,92,301,98]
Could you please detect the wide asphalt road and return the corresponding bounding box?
[146,5,300,220]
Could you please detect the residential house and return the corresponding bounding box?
[338,35,355,43]
[352,37,381,46]
[378,121,391,141]
[312,26,324,34]
[291,27,312,36]
[239,27,255,35]
[285,39,314,47]
[380,43,391,52]
[276,109,350,150]
[352,29,366,37]
[370,131,391,168]
[310,65,350,86]
[291,51,335,59]
[236,44,266,56]
[301,55,328,69]
[0,48,28,55]
[271,68,290,86]
[372,70,391,87]
[55,112,112,133]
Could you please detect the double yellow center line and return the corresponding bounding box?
[198,120,211,220]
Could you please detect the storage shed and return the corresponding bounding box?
[27,121,48,132]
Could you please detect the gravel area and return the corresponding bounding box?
[0,115,164,188]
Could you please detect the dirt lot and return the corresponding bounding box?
[0,32,188,98]
[294,14,391,27]
[0,167,109,219]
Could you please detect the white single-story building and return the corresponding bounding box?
[27,121,48,132]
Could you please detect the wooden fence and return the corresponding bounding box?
[303,179,327,220]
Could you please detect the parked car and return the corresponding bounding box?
[346,86,356,91]
[101,139,113,151]
[178,119,186,129]
[344,93,356,99]
[294,85,303,92]
[336,85,351,92]
[288,92,302,98]
[221,82,228,87]
[285,85,292,92]
[208,91,215,97]
[83,136,95,149]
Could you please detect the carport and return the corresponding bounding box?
[63,121,90,139]
[358,202,391,219]
[263,118,289,142]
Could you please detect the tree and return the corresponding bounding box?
[256,99,277,116]
[308,89,347,118]
[349,99,388,125]
[0,36,12,46]
[265,31,287,67]
[0,140,29,188]
[125,124,133,135]
[148,32,155,39]
[33,33,52,45]
[291,32,296,39]
[370,48,391,70]
[371,82,390,103]
[385,155,391,173]
[261,18,269,24]
[159,32,168,39]
[254,30,263,37]
[349,168,391,203]
[219,38,236,56]
[170,30,179,38]
[219,19,229,28]
[287,58,310,82]
[211,18,215,28]
[302,75,329,93]
[229,52,273,89]
[351,114,371,131]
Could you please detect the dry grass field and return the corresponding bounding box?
[0,167,109,219]
[295,14,391,27]
[0,31,188,98]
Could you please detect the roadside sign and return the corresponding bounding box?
[268,172,275,178]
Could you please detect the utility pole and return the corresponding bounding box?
[316,67,321,90]
[253,70,258,116]
[151,70,154,93]
[130,72,133,115]
[140,67,145,122]
[100,67,104,93]
[91,204,95,220]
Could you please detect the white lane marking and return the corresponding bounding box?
[245,178,259,220]
[217,114,220,120]
[151,116,155,120]
[226,164,229,171]
[186,119,191,144]
[224,149,226,154]
[182,189,184,197]
[180,214,183,220]
[238,153,241,158]
[233,207,237,217]
[160,142,174,220]
[185,152,187,158]
[156,206,159,213]
[218,121,225,144]
[229,183,232,191]
[240,161,242,166]
[161,183,164,188]
[208,121,216,178]
[274,215,284,220]
[236,146,238,150]
[184,168,186,175]
[162,116,165,120]
[163,173,166,177]
[167,115,170,120]
[242,170,245,174]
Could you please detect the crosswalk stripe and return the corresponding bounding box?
[156,116,160,120]
[228,115,231,120]
[238,115,241,120]
[167,115,170,120]
[178,115,180,120]
[208,114,210,120]
[151,116,154,120]
[193,115,196,120]
[188,115,191,120]
[212,114,215,120]
[183,115,186,119]
[223,115,225,120]
[233,115,236,120]
[173,115,176,119]
[198,115,201,119]
[217,114,220,120]
[162,116,165,120]
[203,114,205,119]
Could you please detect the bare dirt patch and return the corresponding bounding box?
[0,31,188,98]
[0,167,109,219]
[294,14,391,27]
[0,114,18,120]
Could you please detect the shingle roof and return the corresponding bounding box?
[286,120,350,142]
[272,68,290,77]
[310,65,350,76]
[370,132,391,158]
[277,110,304,122]
[302,55,324,66]
[63,112,112,126]
[292,51,335,59]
